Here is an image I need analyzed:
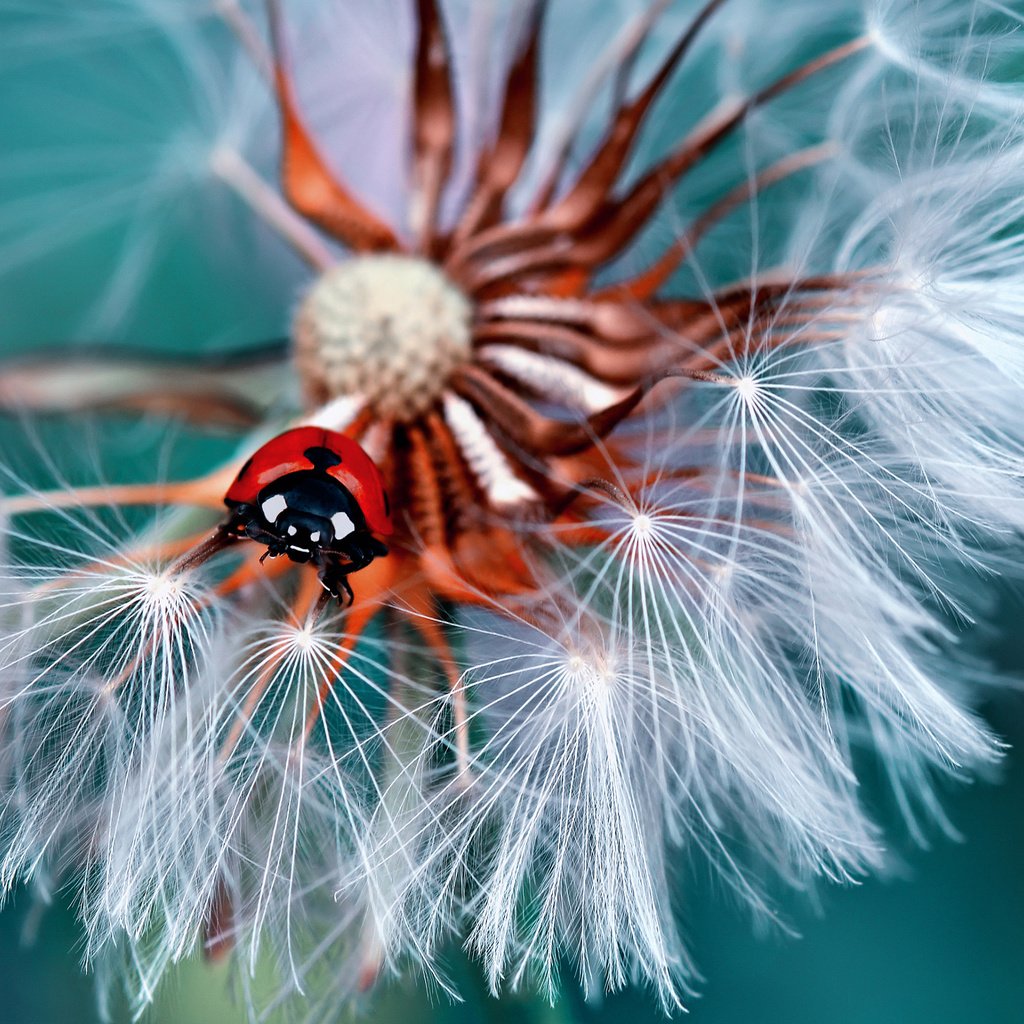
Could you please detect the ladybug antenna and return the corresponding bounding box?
[304,445,343,472]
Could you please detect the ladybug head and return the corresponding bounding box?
[253,454,367,564]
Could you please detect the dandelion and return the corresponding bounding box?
[1,0,1023,1018]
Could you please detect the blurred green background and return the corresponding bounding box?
[2,5,1024,1024]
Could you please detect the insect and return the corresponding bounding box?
[222,426,392,604]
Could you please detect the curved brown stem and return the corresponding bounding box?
[475,321,669,385]
[528,0,674,213]
[404,426,447,549]
[449,1,547,248]
[454,36,869,287]
[533,0,729,234]
[1,465,237,517]
[452,0,727,269]
[647,272,852,325]
[411,0,457,253]
[559,37,871,274]
[617,141,838,300]
[452,363,691,456]
[266,0,400,251]
[546,520,616,547]
[423,411,484,537]
[0,343,291,429]
[478,294,656,345]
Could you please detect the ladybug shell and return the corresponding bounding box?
[225,426,392,536]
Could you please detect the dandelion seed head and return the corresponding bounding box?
[631,512,654,537]
[139,567,187,606]
[3,0,1024,1017]
[295,255,472,420]
[291,622,315,652]
[731,373,762,403]
[562,643,621,698]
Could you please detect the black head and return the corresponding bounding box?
[251,468,367,564]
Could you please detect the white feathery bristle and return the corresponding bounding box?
[389,606,703,1012]
[827,139,1024,535]
[3,0,1024,1019]
[864,0,1024,119]
[443,393,539,509]
[0,521,220,908]
[303,394,364,432]
[479,343,627,412]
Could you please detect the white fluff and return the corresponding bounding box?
[2,0,1024,1019]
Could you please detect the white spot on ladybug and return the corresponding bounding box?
[287,525,298,536]
[261,494,288,523]
[310,531,321,543]
[331,511,355,540]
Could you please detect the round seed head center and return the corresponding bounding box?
[294,255,472,422]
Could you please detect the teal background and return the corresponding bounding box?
[2,6,1024,1024]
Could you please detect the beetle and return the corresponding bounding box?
[222,426,392,604]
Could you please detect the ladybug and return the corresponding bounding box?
[223,426,392,604]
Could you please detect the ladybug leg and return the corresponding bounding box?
[319,535,386,607]
[223,505,290,561]
[225,505,273,546]
[339,535,389,568]
[317,559,354,607]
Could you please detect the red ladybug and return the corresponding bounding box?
[223,426,391,604]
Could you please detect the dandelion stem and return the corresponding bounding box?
[530,0,722,213]
[409,0,456,253]
[403,590,472,784]
[169,527,237,575]
[210,146,334,270]
[202,875,237,962]
[1,466,237,517]
[215,0,273,82]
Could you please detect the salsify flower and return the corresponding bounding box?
[1,0,1023,1018]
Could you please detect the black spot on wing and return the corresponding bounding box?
[304,445,343,472]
